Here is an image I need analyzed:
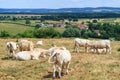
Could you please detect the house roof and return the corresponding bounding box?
[77,24,88,29]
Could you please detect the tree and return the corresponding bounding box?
[68,18,72,24]
[40,18,45,22]
[92,19,97,23]
[73,19,78,22]
[34,27,61,38]
[12,16,17,21]
[62,27,80,37]
[25,19,31,25]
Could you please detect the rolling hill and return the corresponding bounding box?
[0,7,120,13]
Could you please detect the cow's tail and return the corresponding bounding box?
[48,51,56,64]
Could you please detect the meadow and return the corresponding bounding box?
[0,20,65,36]
[0,22,34,36]
[0,38,120,80]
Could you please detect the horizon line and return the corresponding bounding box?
[0,7,120,9]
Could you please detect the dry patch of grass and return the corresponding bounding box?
[0,38,120,80]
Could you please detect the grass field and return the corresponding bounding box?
[0,22,34,36]
[0,38,120,80]
[0,20,65,36]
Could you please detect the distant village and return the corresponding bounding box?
[35,20,100,36]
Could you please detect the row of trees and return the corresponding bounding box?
[1,12,120,21]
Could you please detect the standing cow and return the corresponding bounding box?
[74,38,91,53]
[48,47,71,78]
[91,40,111,54]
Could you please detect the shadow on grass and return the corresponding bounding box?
[43,71,53,79]
[43,71,65,80]
[1,56,13,60]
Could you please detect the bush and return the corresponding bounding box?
[0,31,11,37]
[35,24,42,29]
[117,48,120,51]
[92,19,97,23]
[34,27,61,38]
[62,27,80,37]
[17,30,34,38]
[25,19,31,25]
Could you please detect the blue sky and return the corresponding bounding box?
[0,0,120,9]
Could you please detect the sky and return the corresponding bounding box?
[0,0,120,9]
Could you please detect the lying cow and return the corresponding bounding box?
[36,40,43,46]
[13,48,48,60]
[18,39,34,51]
[5,42,18,57]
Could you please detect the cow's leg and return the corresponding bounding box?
[74,45,78,53]
[107,47,111,54]
[105,48,108,54]
[53,65,56,78]
[12,51,15,57]
[7,51,11,58]
[58,65,62,78]
[74,45,76,52]
[66,62,70,75]
[93,48,95,53]
[61,64,64,76]
[96,48,99,54]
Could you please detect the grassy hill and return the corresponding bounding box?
[0,22,34,36]
[0,38,120,80]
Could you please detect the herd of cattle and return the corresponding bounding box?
[4,38,111,78]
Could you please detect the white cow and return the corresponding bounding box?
[48,46,66,56]
[74,38,90,53]
[33,48,49,58]
[13,48,48,60]
[13,51,32,60]
[5,42,18,57]
[91,40,111,54]
[48,48,71,78]
[36,40,43,46]
[18,40,34,51]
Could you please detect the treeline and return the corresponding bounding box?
[1,12,120,20]
[1,22,120,40]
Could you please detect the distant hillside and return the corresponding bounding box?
[0,7,120,13]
